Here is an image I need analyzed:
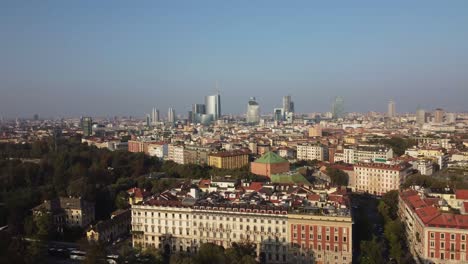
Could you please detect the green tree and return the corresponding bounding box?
[195,243,226,264]
[359,236,384,264]
[326,167,349,186]
[115,191,129,209]
[82,241,107,264]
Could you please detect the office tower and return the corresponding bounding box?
[283,95,291,113]
[246,97,260,124]
[151,108,160,124]
[446,113,456,123]
[388,100,396,118]
[33,114,39,121]
[167,108,175,123]
[205,93,221,120]
[146,114,151,127]
[332,96,344,119]
[187,111,193,124]
[416,108,425,126]
[192,104,206,123]
[434,108,444,123]
[81,117,93,137]
[289,101,295,113]
[273,108,284,121]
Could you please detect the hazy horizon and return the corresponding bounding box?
[1,1,467,118]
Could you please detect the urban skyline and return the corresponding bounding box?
[1,2,468,117]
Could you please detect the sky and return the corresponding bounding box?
[1,1,467,118]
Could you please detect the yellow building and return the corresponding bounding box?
[208,150,249,169]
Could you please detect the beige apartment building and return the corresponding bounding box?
[354,162,412,195]
[131,201,352,264]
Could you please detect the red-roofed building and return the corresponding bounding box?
[399,189,468,263]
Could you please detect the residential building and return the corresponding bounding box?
[87,209,131,243]
[343,145,393,164]
[297,143,328,161]
[208,150,249,169]
[354,162,412,195]
[399,189,468,263]
[308,125,323,137]
[168,144,185,164]
[184,145,214,165]
[33,197,95,232]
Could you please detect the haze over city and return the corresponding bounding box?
[0,1,467,118]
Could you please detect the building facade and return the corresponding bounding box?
[208,150,249,169]
[343,145,393,164]
[297,143,328,162]
[354,162,412,195]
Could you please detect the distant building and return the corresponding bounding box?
[416,108,426,126]
[246,97,260,124]
[434,108,444,123]
[192,104,206,123]
[184,145,214,165]
[208,150,249,169]
[81,117,93,137]
[308,125,323,137]
[297,143,328,161]
[343,145,393,164]
[168,144,185,164]
[86,209,131,243]
[273,108,284,121]
[332,96,344,119]
[153,108,160,123]
[283,95,292,113]
[388,100,396,118]
[205,93,221,120]
[250,151,290,177]
[168,108,176,123]
[33,197,95,232]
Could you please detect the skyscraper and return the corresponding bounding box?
[273,108,284,121]
[283,95,291,113]
[192,103,206,123]
[434,108,444,123]
[151,108,160,124]
[146,114,151,127]
[81,117,93,137]
[246,97,260,124]
[388,100,396,118]
[332,96,344,119]
[416,108,425,126]
[167,108,175,123]
[205,93,221,120]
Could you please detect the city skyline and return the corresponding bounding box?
[1,1,468,117]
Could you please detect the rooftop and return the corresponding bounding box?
[253,151,288,164]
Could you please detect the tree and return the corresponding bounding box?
[359,236,384,264]
[225,242,257,264]
[326,167,349,186]
[34,210,54,241]
[115,191,129,209]
[195,243,227,264]
[82,241,107,264]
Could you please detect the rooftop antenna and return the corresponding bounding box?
[215,80,220,94]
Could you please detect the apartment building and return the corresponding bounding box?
[399,189,468,263]
[168,144,185,164]
[343,145,393,164]
[184,145,214,165]
[208,150,249,169]
[131,184,352,264]
[33,197,95,232]
[297,143,328,161]
[354,162,412,195]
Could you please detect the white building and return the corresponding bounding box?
[168,144,185,164]
[297,143,327,161]
[354,162,412,195]
[343,145,393,164]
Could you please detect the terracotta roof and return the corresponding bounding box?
[456,190,468,200]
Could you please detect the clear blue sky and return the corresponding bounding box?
[1,1,467,118]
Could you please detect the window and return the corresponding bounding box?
[430,232,434,239]
[451,234,455,240]
[441,233,445,239]
[463,235,466,241]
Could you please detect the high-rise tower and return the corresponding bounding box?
[205,92,221,120]
[332,97,344,119]
[388,100,396,118]
[416,108,425,126]
[167,108,176,123]
[246,97,260,124]
[81,117,93,137]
